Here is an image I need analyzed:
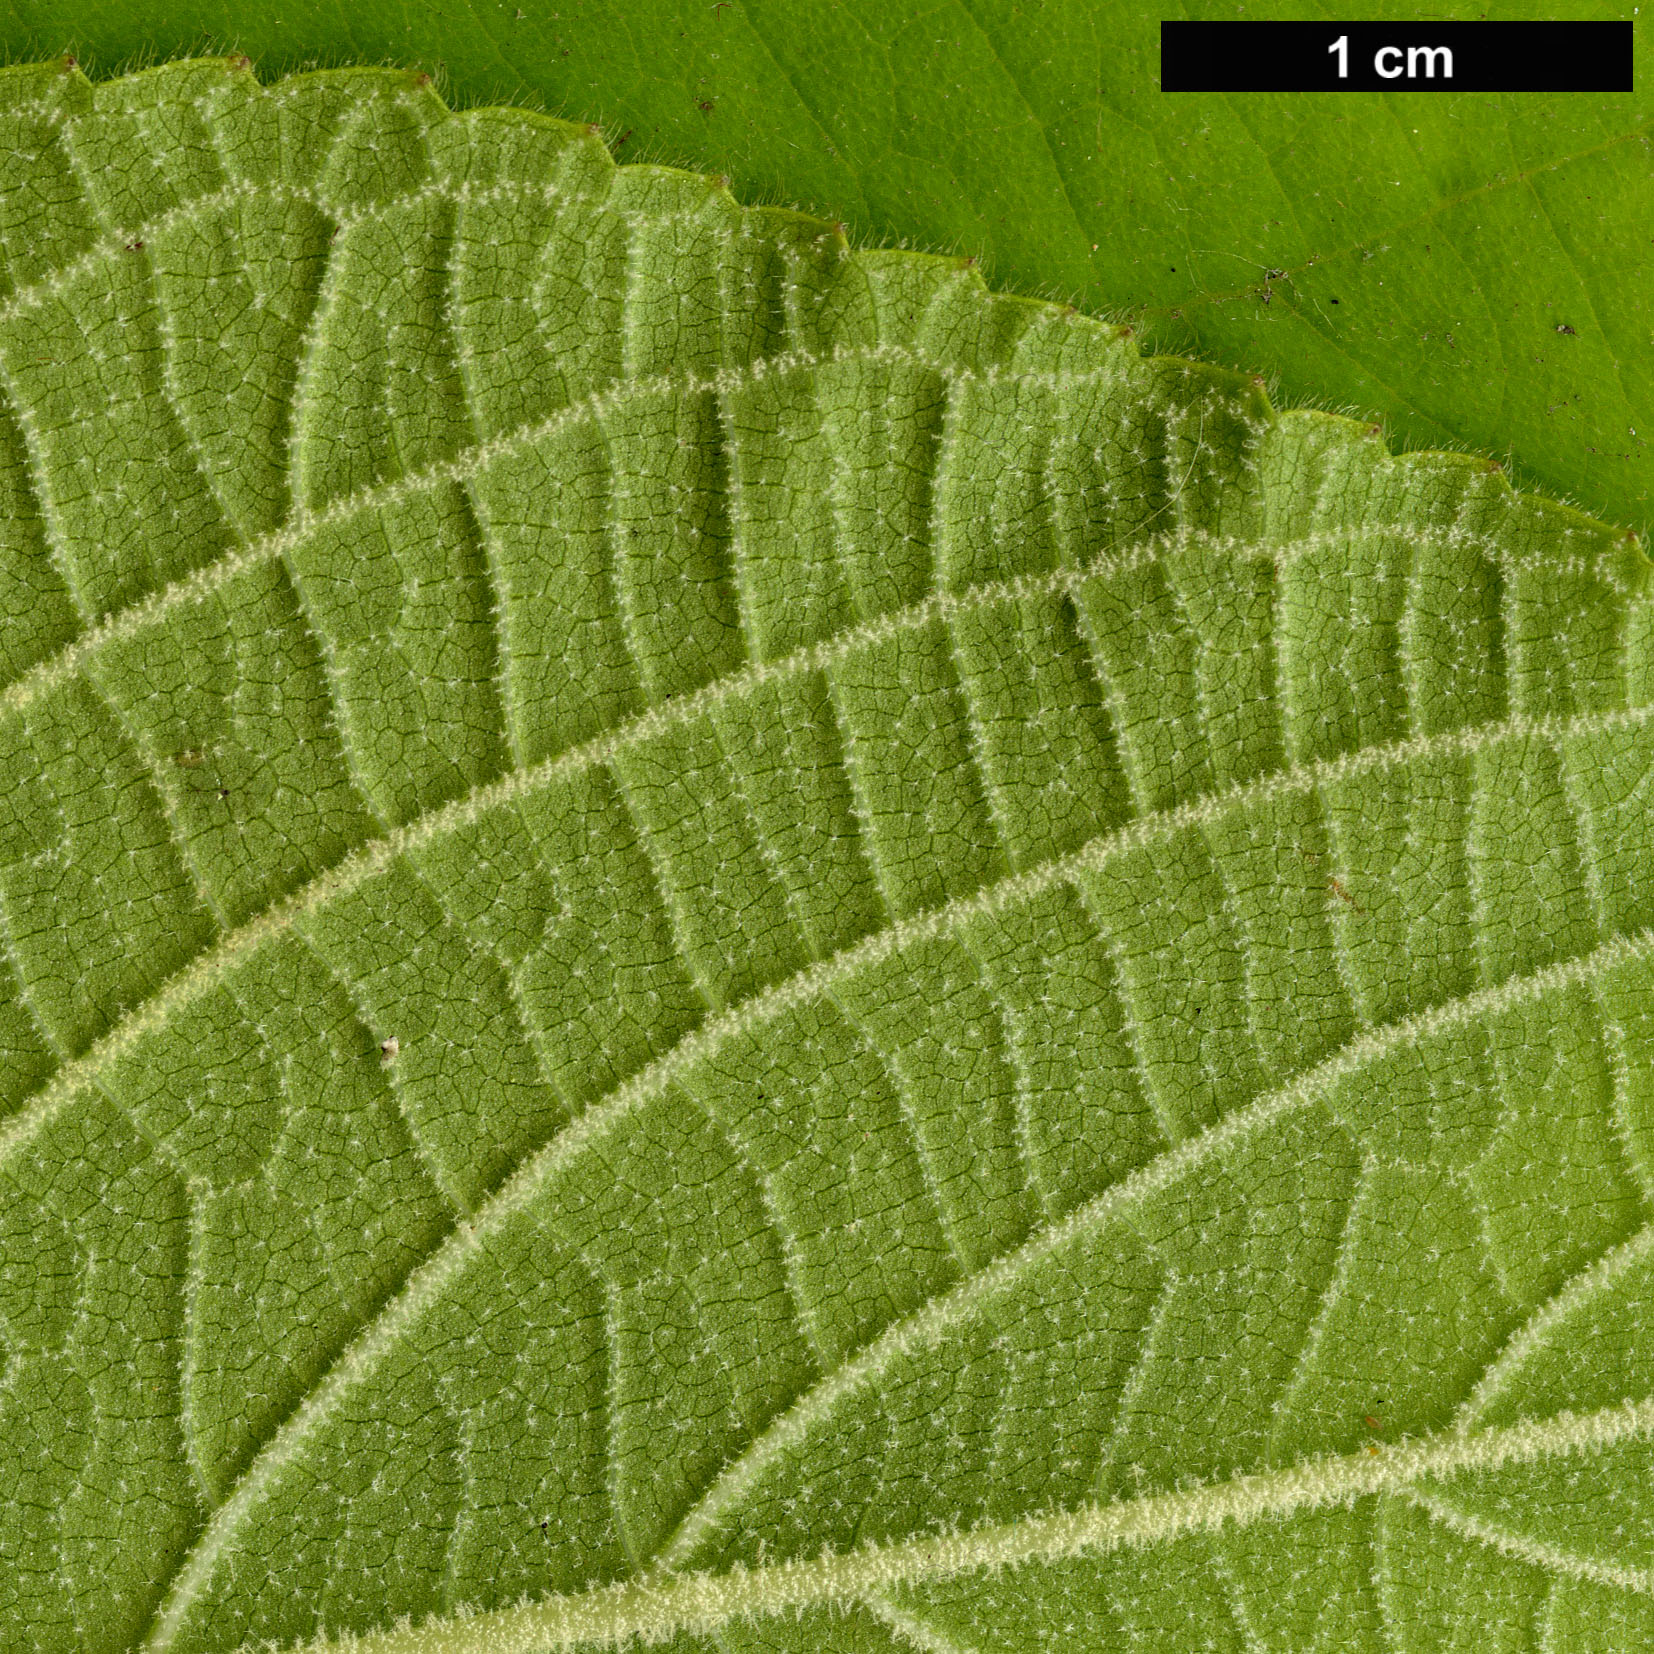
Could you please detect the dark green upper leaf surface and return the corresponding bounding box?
[0,0,1650,530]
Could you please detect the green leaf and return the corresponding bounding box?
[1,1,1650,532]
[3,56,1654,1654]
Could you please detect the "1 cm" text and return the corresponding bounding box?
[1328,36,1454,80]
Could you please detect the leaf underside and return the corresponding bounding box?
[3,55,1654,1654]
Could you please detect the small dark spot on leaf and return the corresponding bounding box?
[1555,322,1576,335]
[613,129,634,148]
[380,1037,399,1064]
[1330,297,1340,304]
[696,98,715,114]
[124,240,144,252]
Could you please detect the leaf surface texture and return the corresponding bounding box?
[2,57,1654,1654]
[3,2,1651,529]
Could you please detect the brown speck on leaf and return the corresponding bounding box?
[124,240,144,252]
[695,97,715,114]
[1555,322,1577,335]
[380,1037,399,1064]
[613,129,634,149]
[1329,877,1363,913]
[1365,1415,1382,1428]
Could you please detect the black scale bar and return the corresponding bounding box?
[1161,21,1632,92]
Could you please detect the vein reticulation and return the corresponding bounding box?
[2,55,1654,1654]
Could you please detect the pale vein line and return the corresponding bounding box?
[863,1590,984,1654]
[0,512,1476,1166]
[0,342,1137,721]
[0,174,562,331]
[1404,1483,1654,1597]
[644,926,1654,1575]
[133,894,1654,1642]
[0,530,1211,1165]
[1265,1148,1373,1461]
[0,85,1637,709]
[1456,1220,1654,1431]
[264,1397,1654,1654]
[9,587,1647,1187]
